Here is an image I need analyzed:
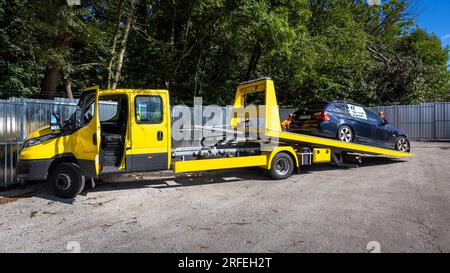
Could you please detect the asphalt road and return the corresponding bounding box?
[1,141,449,253]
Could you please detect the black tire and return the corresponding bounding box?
[337,125,354,143]
[395,137,410,153]
[48,163,85,199]
[268,153,294,180]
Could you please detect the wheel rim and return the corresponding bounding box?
[398,139,409,152]
[275,158,290,176]
[55,173,72,191]
[339,127,352,142]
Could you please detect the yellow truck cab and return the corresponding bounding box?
[17,78,413,199]
[18,87,171,198]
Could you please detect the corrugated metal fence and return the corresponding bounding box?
[0,98,78,187]
[1,99,449,187]
[372,103,450,141]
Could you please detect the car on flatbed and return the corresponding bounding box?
[288,101,411,152]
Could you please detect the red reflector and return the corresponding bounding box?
[313,112,331,121]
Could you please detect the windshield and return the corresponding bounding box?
[62,92,96,130]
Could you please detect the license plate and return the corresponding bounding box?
[300,115,311,120]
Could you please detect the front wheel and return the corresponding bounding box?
[396,137,410,153]
[48,163,85,199]
[268,153,294,180]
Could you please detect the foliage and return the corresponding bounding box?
[0,0,449,105]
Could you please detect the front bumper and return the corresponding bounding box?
[16,159,52,181]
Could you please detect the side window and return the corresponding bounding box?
[347,104,367,120]
[82,93,96,126]
[366,109,382,124]
[329,103,346,114]
[135,96,163,124]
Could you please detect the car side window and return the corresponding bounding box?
[347,104,368,120]
[135,96,163,124]
[365,109,382,124]
[329,103,346,114]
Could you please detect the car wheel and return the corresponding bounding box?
[337,126,353,143]
[396,137,410,153]
[268,153,294,180]
[48,162,85,199]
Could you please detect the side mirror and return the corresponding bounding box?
[50,114,61,131]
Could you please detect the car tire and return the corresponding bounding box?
[268,153,294,180]
[337,125,354,143]
[395,137,410,153]
[48,162,85,199]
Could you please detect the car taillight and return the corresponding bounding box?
[313,111,331,121]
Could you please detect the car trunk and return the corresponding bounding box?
[292,104,328,129]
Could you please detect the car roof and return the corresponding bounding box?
[298,101,366,108]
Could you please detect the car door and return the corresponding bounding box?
[73,89,101,178]
[128,91,170,172]
[365,108,388,146]
[347,104,371,143]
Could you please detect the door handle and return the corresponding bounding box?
[92,133,97,145]
[157,131,164,141]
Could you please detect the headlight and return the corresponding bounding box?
[23,134,58,149]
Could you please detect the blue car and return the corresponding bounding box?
[289,101,411,152]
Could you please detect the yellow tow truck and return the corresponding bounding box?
[17,78,413,198]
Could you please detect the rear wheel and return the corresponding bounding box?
[396,137,410,153]
[48,163,85,199]
[337,126,353,143]
[268,153,294,180]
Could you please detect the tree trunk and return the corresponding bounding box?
[111,0,138,89]
[40,66,61,99]
[170,0,176,49]
[62,68,74,99]
[164,0,177,90]
[246,39,263,81]
[107,0,124,89]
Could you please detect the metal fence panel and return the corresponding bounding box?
[372,102,450,141]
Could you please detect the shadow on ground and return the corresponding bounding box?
[0,156,404,204]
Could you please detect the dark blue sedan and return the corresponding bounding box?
[289,101,411,152]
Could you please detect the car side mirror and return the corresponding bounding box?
[50,114,61,131]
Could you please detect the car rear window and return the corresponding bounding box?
[296,103,327,113]
[294,103,328,121]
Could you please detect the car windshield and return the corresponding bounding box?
[62,92,96,130]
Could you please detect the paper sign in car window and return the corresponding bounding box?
[347,104,367,120]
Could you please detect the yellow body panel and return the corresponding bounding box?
[174,155,268,173]
[313,148,331,163]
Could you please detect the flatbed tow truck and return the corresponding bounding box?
[17,78,414,198]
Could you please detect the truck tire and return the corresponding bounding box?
[269,153,294,180]
[48,162,85,199]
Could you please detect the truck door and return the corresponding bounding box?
[128,91,170,172]
[74,89,101,177]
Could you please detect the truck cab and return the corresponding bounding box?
[17,87,171,198]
